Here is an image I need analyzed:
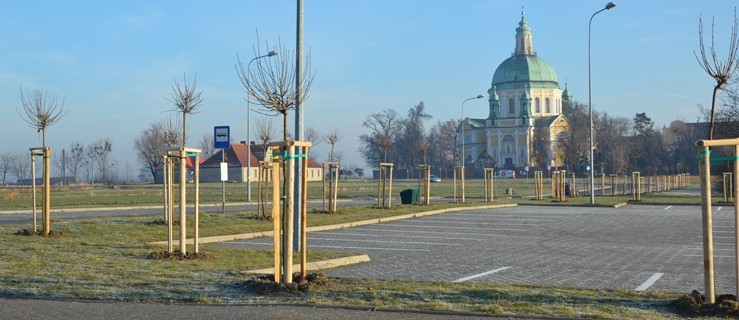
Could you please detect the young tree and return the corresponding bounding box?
[17,85,66,147]
[166,74,203,147]
[695,9,739,140]
[236,40,314,143]
[324,128,344,162]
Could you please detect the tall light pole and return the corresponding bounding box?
[246,50,277,202]
[461,95,484,167]
[588,2,616,205]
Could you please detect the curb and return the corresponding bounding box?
[148,203,518,246]
[243,254,371,274]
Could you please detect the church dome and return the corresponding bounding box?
[490,13,560,90]
[492,55,559,89]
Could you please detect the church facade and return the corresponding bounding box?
[459,13,571,172]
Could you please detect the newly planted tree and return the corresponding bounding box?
[166,74,203,147]
[695,9,739,140]
[18,85,67,147]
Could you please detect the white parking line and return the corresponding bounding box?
[358,227,508,237]
[232,241,431,252]
[308,237,460,246]
[317,231,479,241]
[408,220,545,226]
[664,206,672,210]
[717,207,722,211]
[635,273,664,291]
[426,217,557,222]
[387,223,527,231]
[453,267,510,282]
[684,254,734,258]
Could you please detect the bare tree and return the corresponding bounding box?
[10,151,30,185]
[166,74,203,147]
[92,139,114,184]
[17,85,67,147]
[198,133,215,159]
[254,118,276,220]
[255,118,276,147]
[66,143,85,184]
[0,151,11,186]
[159,117,182,148]
[324,128,344,162]
[359,109,401,165]
[236,40,314,142]
[134,123,167,182]
[695,9,739,140]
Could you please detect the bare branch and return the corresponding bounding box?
[17,84,67,147]
[694,8,739,139]
[165,73,203,146]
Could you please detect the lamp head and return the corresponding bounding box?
[605,2,616,9]
[476,94,484,99]
[267,50,278,57]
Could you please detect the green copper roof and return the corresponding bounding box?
[491,55,559,90]
[516,13,531,36]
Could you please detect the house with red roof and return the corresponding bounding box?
[199,142,323,183]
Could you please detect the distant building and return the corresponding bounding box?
[458,12,570,173]
[198,142,323,183]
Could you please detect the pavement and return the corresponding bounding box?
[1,196,727,318]
[222,204,737,293]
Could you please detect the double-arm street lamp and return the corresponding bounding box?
[588,2,616,205]
[461,95,484,167]
[246,50,277,202]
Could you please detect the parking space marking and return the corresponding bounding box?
[684,254,734,258]
[408,220,546,226]
[453,267,510,283]
[308,237,461,246]
[664,206,672,210]
[357,227,508,237]
[635,273,664,291]
[427,217,558,222]
[232,241,431,252]
[386,223,527,232]
[717,207,722,211]
[317,231,479,241]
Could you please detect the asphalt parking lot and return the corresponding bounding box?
[221,204,738,294]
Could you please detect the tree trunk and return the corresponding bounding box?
[709,85,720,140]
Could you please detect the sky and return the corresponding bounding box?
[0,0,737,179]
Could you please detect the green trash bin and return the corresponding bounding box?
[400,188,419,204]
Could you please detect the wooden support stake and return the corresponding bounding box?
[31,153,37,233]
[284,145,295,284]
[194,157,200,254]
[735,146,739,299]
[271,147,281,284]
[699,145,715,303]
[43,147,50,236]
[301,146,309,280]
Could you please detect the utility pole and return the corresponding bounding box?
[293,0,304,249]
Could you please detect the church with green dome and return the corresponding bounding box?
[459,12,571,173]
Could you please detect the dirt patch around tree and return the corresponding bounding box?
[243,273,338,295]
[148,250,214,260]
[15,229,63,237]
[670,290,739,317]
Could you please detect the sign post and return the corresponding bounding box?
[214,126,230,212]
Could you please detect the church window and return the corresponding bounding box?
[508,98,515,114]
[534,98,540,113]
[545,98,551,113]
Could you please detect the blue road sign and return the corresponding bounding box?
[214,126,230,149]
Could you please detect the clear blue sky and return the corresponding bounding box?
[0,0,736,177]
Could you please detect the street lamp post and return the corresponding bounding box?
[246,50,277,202]
[461,95,484,167]
[588,2,616,205]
